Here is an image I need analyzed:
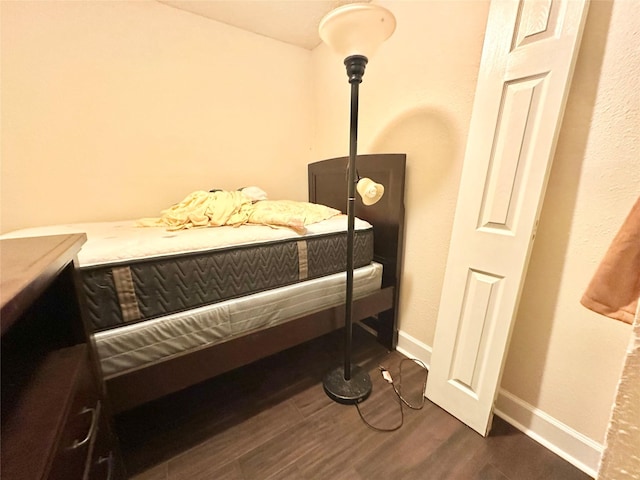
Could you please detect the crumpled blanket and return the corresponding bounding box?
[138,190,341,233]
[580,196,640,324]
[138,190,253,230]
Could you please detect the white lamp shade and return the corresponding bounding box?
[319,4,396,59]
[357,177,384,205]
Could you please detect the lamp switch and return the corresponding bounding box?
[381,369,393,384]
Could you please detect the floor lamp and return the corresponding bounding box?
[319,4,396,404]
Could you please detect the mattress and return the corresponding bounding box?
[2,216,374,330]
[96,262,383,378]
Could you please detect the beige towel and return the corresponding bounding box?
[581,196,640,324]
[582,197,640,479]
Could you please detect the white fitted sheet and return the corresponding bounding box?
[95,262,383,378]
[2,215,371,267]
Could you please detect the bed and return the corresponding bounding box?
[3,153,406,413]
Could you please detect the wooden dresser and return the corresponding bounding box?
[1,234,125,480]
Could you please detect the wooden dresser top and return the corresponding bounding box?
[1,234,86,335]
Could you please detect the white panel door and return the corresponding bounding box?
[425,0,589,436]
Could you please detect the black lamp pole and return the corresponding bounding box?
[322,54,373,404]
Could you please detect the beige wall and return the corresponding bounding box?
[312,0,638,458]
[3,0,638,465]
[1,0,313,233]
[501,0,639,442]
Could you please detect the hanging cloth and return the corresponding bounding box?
[580,196,640,324]
[580,196,640,480]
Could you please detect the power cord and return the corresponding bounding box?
[354,357,428,432]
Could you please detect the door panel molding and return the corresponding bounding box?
[425,0,589,436]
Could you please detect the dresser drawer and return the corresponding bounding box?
[48,358,101,480]
[86,410,120,480]
[1,235,123,480]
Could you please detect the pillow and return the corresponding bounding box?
[247,200,341,232]
[240,186,268,202]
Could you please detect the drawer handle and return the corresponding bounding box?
[97,452,114,480]
[67,405,98,450]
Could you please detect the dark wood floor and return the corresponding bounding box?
[114,326,592,480]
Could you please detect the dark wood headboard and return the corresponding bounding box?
[308,154,406,291]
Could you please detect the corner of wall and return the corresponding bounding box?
[397,328,602,478]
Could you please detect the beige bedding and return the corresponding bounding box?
[138,190,341,233]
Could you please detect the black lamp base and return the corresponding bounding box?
[323,365,372,404]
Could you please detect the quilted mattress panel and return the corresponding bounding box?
[95,262,383,378]
[82,229,373,330]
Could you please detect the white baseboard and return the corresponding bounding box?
[494,389,602,478]
[396,329,602,478]
[396,329,432,367]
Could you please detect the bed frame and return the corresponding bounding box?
[104,153,406,413]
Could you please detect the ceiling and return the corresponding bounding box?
[158,0,368,50]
